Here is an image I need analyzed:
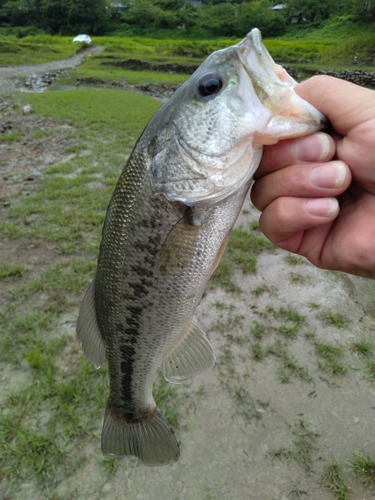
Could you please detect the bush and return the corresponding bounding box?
[237,1,286,38]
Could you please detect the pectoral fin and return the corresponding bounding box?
[157,208,204,275]
[160,320,215,384]
[76,278,106,369]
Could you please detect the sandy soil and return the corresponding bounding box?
[1,57,375,500]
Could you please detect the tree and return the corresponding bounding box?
[195,3,237,36]
[286,0,336,21]
[0,0,33,26]
[38,0,109,34]
[353,0,375,19]
[179,2,199,30]
[237,0,286,37]
[122,0,180,30]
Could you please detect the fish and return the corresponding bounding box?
[76,28,325,466]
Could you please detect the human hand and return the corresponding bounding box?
[251,75,375,279]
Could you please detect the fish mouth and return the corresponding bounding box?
[237,28,297,106]
[238,28,297,89]
[237,28,326,133]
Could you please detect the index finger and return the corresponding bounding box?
[296,75,375,136]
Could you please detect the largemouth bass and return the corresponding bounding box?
[77,29,325,466]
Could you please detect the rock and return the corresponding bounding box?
[23,105,33,115]
[316,68,375,89]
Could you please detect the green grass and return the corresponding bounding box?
[251,342,265,361]
[364,360,375,381]
[322,452,375,499]
[277,356,310,383]
[0,90,161,252]
[251,284,268,296]
[314,342,343,361]
[314,342,348,375]
[0,35,79,66]
[264,38,332,64]
[322,462,349,500]
[271,419,318,472]
[0,130,23,142]
[213,301,310,385]
[349,452,375,485]
[93,35,237,61]
[22,89,160,133]
[275,307,305,325]
[0,262,26,279]
[350,341,373,359]
[0,17,374,75]
[284,254,305,266]
[251,321,266,340]
[319,32,375,65]
[320,311,349,328]
[289,272,308,284]
[71,55,190,85]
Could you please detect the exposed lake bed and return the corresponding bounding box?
[1,54,375,499]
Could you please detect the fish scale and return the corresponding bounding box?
[76,28,325,466]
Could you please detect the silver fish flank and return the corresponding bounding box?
[76,29,325,466]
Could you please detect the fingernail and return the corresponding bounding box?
[293,133,331,162]
[305,198,338,217]
[310,161,347,189]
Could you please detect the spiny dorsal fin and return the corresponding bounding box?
[76,278,106,369]
[160,320,215,384]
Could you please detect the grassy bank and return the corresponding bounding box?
[1,15,375,71]
[0,35,80,66]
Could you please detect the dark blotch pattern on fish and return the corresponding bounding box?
[128,281,149,298]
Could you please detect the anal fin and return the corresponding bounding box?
[160,320,215,384]
[76,278,106,369]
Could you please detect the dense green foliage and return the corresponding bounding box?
[0,0,373,38]
[0,0,110,35]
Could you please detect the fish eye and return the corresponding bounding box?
[197,73,224,98]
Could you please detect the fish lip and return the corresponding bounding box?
[237,29,294,98]
[237,28,327,131]
[238,29,279,82]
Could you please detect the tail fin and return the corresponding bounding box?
[101,403,180,466]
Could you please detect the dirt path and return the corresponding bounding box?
[0,46,104,94]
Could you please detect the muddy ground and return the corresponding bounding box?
[1,56,375,500]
